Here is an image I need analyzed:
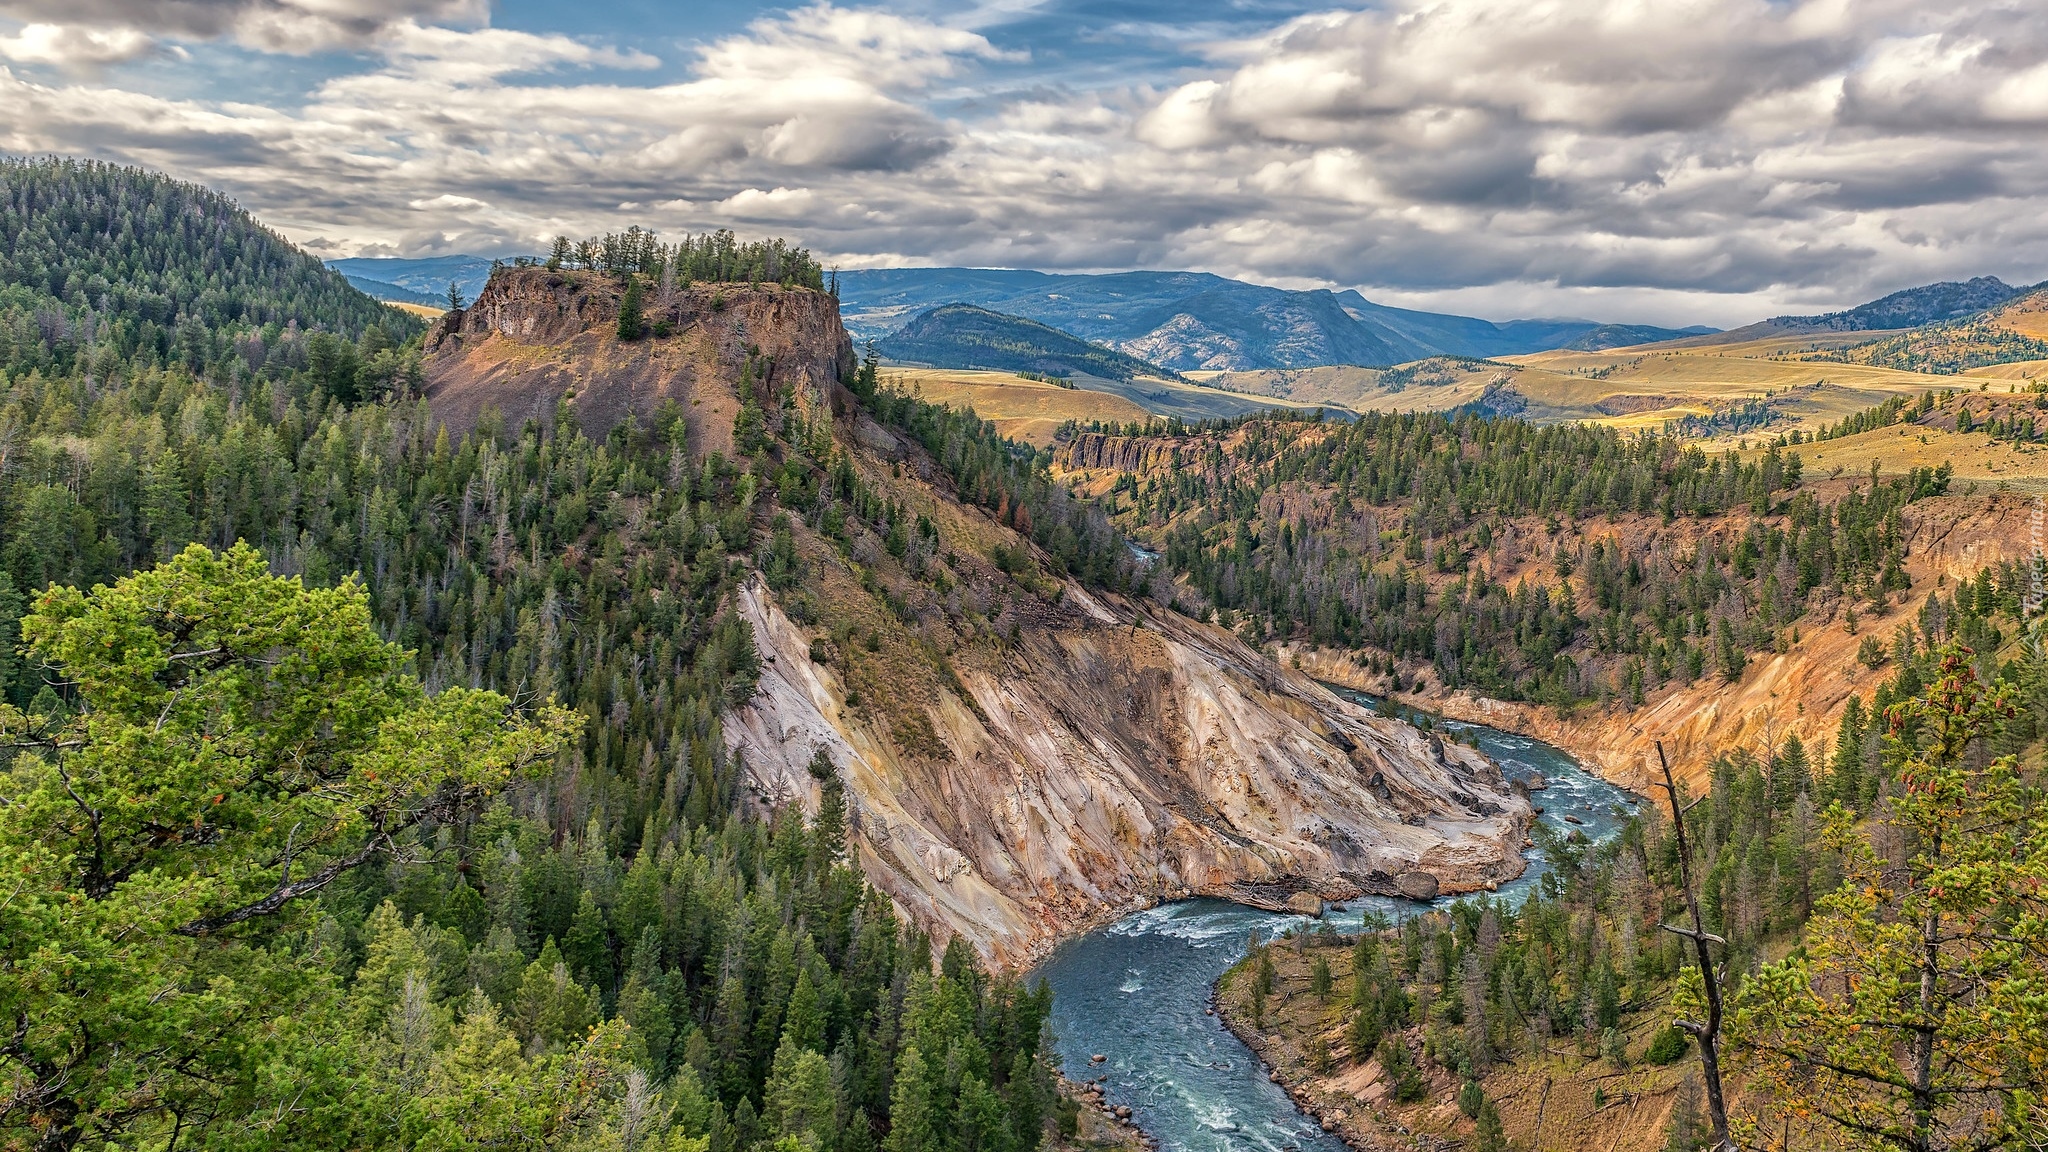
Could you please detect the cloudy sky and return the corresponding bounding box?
[2,0,2046,326]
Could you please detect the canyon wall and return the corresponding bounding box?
[424,267,1533,965]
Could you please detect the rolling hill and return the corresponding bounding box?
[1672,275,2038,348]
[337,273,445,306]
[876,303,1180,380]
[1776,275,2026,331]
[835,268,1713,369]
[1807,285,2048,374]
[0,157,418,390]
[327,254,501,306]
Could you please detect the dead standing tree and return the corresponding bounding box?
[1652,740,1736,1152]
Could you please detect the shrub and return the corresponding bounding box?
[1646,1024,1689,1065]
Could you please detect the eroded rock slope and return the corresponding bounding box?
[425,265,1531,965]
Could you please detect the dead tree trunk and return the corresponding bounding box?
[1652,740,1736,1152]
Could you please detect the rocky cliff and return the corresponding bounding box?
[731,569,1531,965]
[1054,432,1204,475]
[424,267,855,448]
[423,270,1534,965]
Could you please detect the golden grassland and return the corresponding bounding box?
[877,368,1152,446]
[1176,323,2047,456]
[1987,290,2048,339]
[1194,352,1946,439]
[1752,414,2048,493]
[879,366,1338,445]
[384,301,444,319]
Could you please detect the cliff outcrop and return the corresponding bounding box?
[425,267,1534,965]
[424,267,855,448]
[1055,432,1204,474]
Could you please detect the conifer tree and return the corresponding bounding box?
[618,278,645,340]
[1731,647,2048,1151]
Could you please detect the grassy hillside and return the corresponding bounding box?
[880,367,1153,445]
[877,303,1179,381]
[1199,350,1947,441]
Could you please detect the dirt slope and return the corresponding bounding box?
[1284,492,2037,792]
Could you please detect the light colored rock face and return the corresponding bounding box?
[729,577,1532,967]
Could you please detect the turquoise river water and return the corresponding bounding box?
[1034,688,1641,1152]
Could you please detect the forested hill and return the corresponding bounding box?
[876,303,1181,381]
[0,156,417,382]
[1056,413,1959,709]
[0,187,1065,1152]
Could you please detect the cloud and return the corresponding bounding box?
[5,0,2048,325]
[1102,0,2048,313]
[0,22,161,66]
[0,0,486,54]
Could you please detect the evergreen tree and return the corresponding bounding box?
[1732,647,2048,1151]
[618,278,646,340]
[883,1046,938,1152]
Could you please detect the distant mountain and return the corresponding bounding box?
[338,258,1731,369]
[877,304,1180,381]
[1674,275,2038,349]
[841,268,1404,369]
[326,255,505,306]
[1558,322,1719,351]
[837,268,1715,370]
[1775,276,2024,332]
[338,274,443,306]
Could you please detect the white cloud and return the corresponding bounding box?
[0,22,160,66]
[4,0,2048,326]
[0,0,486,54]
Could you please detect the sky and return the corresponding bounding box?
[3,0,2048,327]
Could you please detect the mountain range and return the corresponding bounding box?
[331,256,2042,375]
[333,257,1717,371]
[834,268,1716,369]
[328,254,501,307]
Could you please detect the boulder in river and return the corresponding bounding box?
[1395,871,1440,900]
[1285,892,1324,917]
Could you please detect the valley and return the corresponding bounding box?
[4,157,2046,1152]
[420,265,1535,966]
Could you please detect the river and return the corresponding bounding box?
[1034,688,1642,1152]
